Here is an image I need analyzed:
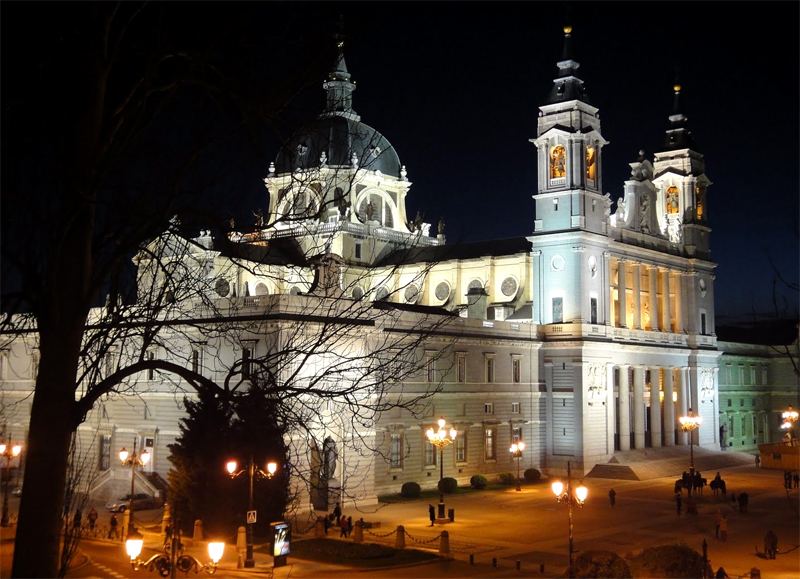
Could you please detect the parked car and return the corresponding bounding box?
[105,493,160,512]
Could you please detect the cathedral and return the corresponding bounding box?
[1,27,795,511]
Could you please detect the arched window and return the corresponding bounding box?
[357,192,394,227]
[550,145,566,179]
[585,146,596,181]
[255,283,269,296]
[279,189,319,221]
[322,437,337,480]
[666,186,680,214]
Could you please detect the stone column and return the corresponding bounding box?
[603,252,612,326]
[676,367,689,445]
[532,251,542,324]
[649,369,662,447]
[663,368,676,446]
[662,268,672,333]
[618,365,631,451]
[648,265,659,331]
[632,262,642,330]
[618,259,627,328]
[633,366,646,449]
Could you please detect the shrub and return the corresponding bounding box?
[524,468,541,482]
[438,477,458,494]
[400,481,420,498]
[572,550,631,578]
[628,544,711,578]
[469,474,487,489]
[498,472,517,485]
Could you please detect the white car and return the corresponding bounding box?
[105,493,159,512]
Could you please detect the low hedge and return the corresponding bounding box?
[498,472,517,485]
[400,481,421,498]
[438,477,458,494]
[469,474,487,489]
[524,468,541,482]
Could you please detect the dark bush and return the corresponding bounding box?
[628,544,711,578]
[438,477,458,494]
[524,468,541,482]
[469,474,487,489]
[400,481,420,498]
[498,472,517,485]
[573,550,631,578]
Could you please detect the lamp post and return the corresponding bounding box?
[509,442,525,491]
[679,409,702,476]
[781,406,799,444]
[426,417,457,519]
[226,456,277,568]
[126,527,224,577]
[119,438,150,534]
[1,436,22,527]
[552,462,588,579]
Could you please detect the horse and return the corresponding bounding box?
[710,478,727,498]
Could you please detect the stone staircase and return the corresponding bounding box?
[586,447,755,481]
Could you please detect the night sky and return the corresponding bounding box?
[298,2,798,322]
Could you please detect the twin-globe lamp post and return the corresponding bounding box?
[119,439,150,534]
[426,417,457,519]
[226,457,277,568]
[551,462,588,579]
[126,528,224,577]
[509,442,525,491]
[781,406,799,444]
[1,437,22,527]
[679,409,702,476]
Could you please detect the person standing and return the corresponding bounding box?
[429,504,436,526]
[754,454,760,468]
[608,488,616,507]
[87,507,98,531]
[675,493,682,515]
[793,473,799,489]
[346,516,353,537]
[719,513,728,542]
[714,510,723,539]
[339,515,348,538]
[73,509,82,532]
[109,514,119,540]
[333,502,342,520]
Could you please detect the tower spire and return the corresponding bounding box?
[547,25,591,104]
[322,19,358,120]
[663,82,696,151]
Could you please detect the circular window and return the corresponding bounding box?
[289,286,301,296]
[352,286,364,300]
[468,279,484,291]
[500,277,518,297]
[434,281,451,301]
[214,278,230,297]
[699,278,707,297]
[551,255,565,272]
[255,283,269,296]
[375,287,389,301]
[404,284,420,303]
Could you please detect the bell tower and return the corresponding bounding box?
[530,26,609,235]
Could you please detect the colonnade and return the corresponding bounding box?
[614,364,693,451]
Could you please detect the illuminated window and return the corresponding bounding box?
[389,433,403,469]
[586,146,596,180]
[485,428,496,460]
[99,435,112,471]
[550,145,566,179]
[424,440,436,467]
[666,186,679,214]
[456,433,467,463]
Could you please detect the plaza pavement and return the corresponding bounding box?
[2,453,798,578]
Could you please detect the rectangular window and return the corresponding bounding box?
[511,427,522,444]
[99,435,112,471]
[426,355,435,383]
[553,198,559,211]
[242,347,252,380]
[486,356,495,383]
[485,428,496,460]
[424,440,436,467]
[484,403,494,415]
[552,297,563,323]
[146,351,156,381]
[144,403,153,420]
[457,356,466,383]
[727,399,732,407]
[104,353,115,379]
[390,433,402,469]
[512,357,521,383]
[739,399,744,407]
[191,349,203,375]
[511,402,520,414]
[700,312,707,335]
[590,297,598,324]
[456,433,466,463]
[355,243,362,259]
[740,415,746,435]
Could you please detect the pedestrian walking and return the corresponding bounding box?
[730,492,737,509]
[109,514,119,540]
[764,530,777,559]
[754,454,760,468]
[73,508,82,531]
[719,513,728,542]
[339,515,348,538]
[429,504,436,526]
[793,473,799,489]
[87,507,98,531]
[675,493,682,515]
[333,502,341,520]
[347,516,353,537]
[608,488,616,507]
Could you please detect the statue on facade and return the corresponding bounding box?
[438,217,445,235]
[253,208,264,228]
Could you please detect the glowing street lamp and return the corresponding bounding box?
[781,406,799,444]
[226,457,277,568]
[119,439,150,534]
[126,528,224,576]
[426,417,457,519]
[0,436,22,527]
[679,409,702,475]
[509,442,525,491]
[551,462,587,579]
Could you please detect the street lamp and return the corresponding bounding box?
[126,528,224,576]
[226,457,277,568]
[119,438,150,534]
[552,461,588,579]
[781,406,799,444]
[679,409,702,476]
[426,417,457,519]
[0,437,22,527]
[509,442,525,491]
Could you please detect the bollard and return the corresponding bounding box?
[237,552,244,569]
[161,503,172,536]
[470,554,474,565]
[236,525,247,564]
[121,511,131,542]
[750,568,761,579]
[493,557,497,567]
[439,530,452,559]
[315,516,325,538]
[395,525,406,549]
[540,563,545,574]
[193,519,204,541]
[353,519,363,543]
[516,560,521,571]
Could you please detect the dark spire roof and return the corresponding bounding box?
[322,38,358,120]
[546,25,592,105]
[663,83,698,151]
